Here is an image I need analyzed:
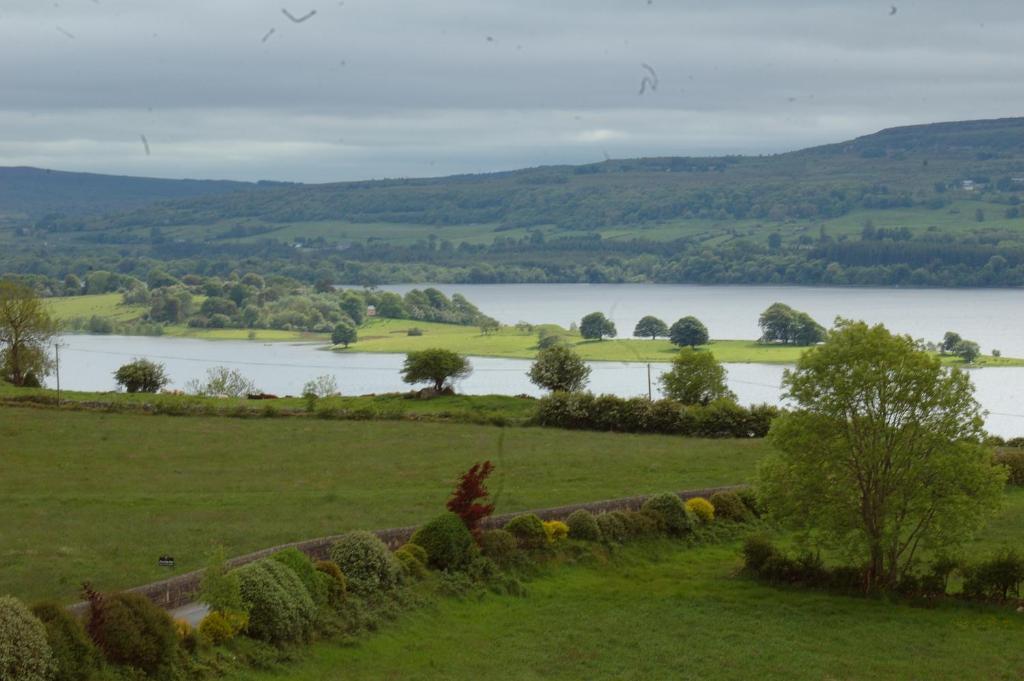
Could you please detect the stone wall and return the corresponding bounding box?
[66,484,743,617]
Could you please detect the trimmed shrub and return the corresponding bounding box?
[86,591,178,675]
[542,520,569,543]
[504,514,549,550]
[234,559,316,643]
[685,497,715,524]
[995,449,1024,486]
[31,602,100,681]
[709,491,750,522]
[410,513,476,570]
[566,509,602,542]
[479,529,519,565]
[0,595,52,681]
[641,493,695,537]
[271,548,328,606]
[314,560,348,607]
[329,531,402,595]
[394,544,429,579]
[595,512,629,544]
[736,487,766,518]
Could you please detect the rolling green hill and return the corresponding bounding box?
[5,117,1024,287]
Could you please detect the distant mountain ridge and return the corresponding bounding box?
[0,166,278,217]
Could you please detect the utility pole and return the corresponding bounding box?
[54,342,63,405]
[647,363,652,400]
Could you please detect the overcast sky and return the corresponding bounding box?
[2,0,1023,183]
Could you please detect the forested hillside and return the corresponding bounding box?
[5,117,1024,289]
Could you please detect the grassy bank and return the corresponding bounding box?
[221,524,1024,681]
[0,405,769,603]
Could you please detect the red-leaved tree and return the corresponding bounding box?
[446,460,495,541]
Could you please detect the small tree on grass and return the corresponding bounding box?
[760,320,1005,590]
[659,348,734,405]
[401,348,472,392]
[0,280,57,387]
[954,339,981,363]
[668,316,709,348]
[579,312,616,341]
[331,322,357,348]
[528,346,591,393]
[633,315,668,340]
[446,461,495,541]
[113,358,169,393]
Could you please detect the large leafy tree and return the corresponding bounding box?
[633,315,669,340]
[528,345,591,393]
[579,312,616,341]
[401,348,472,392]
[331,321,357,348]
[758,302,826,346]
[0,280,58,386]
[760,321,1005,589]
[659,348,733,405]
[668,316,709,348]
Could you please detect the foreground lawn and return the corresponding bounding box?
[224,538,1024,681]
[0,406,767,602]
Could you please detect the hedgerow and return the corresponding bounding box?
[504,514,548,549]
[84,589,178,675]
[534,392,778,437]
[30,602,100,681]
[271,548,328,607]
[566,509,602,542]
[641,493,694,537]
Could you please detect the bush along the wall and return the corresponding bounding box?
[83,587,179,676]
[329,531,403,595]
[504,514,549,550]
[30,602,101,681]
[271,548,329,607]
[0,595,53,681]
[641,493,695,537]
[709,491,751,522]
[566,509,603,542]
[533,392,779,438]
[233,559,316,643]
[410,513,477,571]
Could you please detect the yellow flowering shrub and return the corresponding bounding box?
[542,520,570,543]
[685,497,715,524]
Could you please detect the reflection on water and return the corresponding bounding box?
[50,334,1024,437]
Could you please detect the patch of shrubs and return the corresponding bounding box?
[314,560,349,606]
[410,513,477,570]
[504,514,549,550]
[743,537,1024,604]
[685,497,715,524]
[566,509,602,541]
[534,392,778,438]
[329,531,403,595]
[31,602,101,681]
[271,548,329,607]
[709,491,750,522]
[84,588,179,675]
[542,520,569,543]
[595,511,630,544]
[995,449,1024,486]
[641,493,695,537]
[394,543,430,578]
[479,529,519,566]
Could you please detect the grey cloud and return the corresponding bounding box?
[2,0,1023,181]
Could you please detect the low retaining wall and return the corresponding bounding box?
[66,484,743,616]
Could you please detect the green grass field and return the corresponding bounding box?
[0,405,768,603]
[223,519,1024,681]
[45,293,149,324]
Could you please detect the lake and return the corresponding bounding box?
[41,283,1024,436]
